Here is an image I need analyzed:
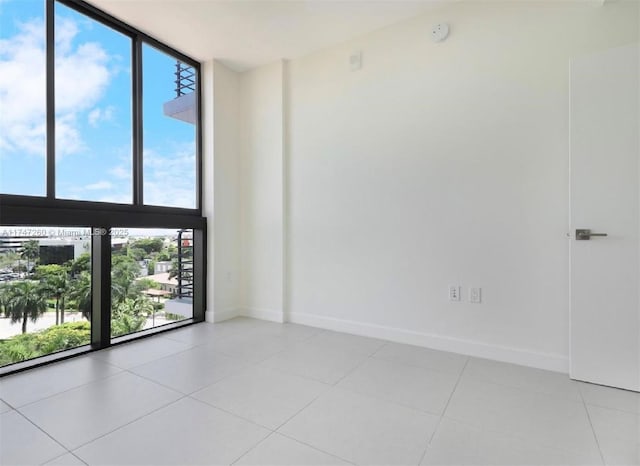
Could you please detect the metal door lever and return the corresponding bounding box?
[576,229,608,240]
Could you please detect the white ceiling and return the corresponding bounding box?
[87,0,449,71]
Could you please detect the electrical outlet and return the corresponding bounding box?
[449,285,461,302]
[469,287,482,303]
[350,50,362,71]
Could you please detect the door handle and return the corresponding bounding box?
[576,229,608,240]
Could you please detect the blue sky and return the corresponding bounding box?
[0,0,196,208]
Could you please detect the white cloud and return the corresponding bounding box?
[88,105,115,127]
[84,180,113,190]
[0,15,114,158]
[108,164,130,179]
[143,143,196,209]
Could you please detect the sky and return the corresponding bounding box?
[0,0,197,209]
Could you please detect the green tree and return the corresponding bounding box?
[69,271,91,320]
[130,238,163,254]
[133,278,160,293]
[155,251,170,262]
[20,240,39,274]
[67,253,91,276]
[168,259,178,280]
[111,255,141,304]
[0,322,90,367]
[37,264,70,325]
[147,260,156,276]
[0,250,19,269]
[2,281,48,334]
[127,247,147,261]
[111,296,153,337]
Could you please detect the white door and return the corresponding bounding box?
[570,43,640,392]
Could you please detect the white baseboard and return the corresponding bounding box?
[205,308,240,323]
[241,307,285,323]
[288,312,569,374]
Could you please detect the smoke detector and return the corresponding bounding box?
[431,23,450,43]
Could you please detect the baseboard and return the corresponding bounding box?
[288,312,569,374]
[240,307,285,323]
[205,308,240,323]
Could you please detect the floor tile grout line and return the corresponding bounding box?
[187,355,351,465]
[68,394,190,454]
[67,450,89,466]
[228,430,277,466]
[276,431,358,465]
[186,394,279,432]
[367,341,389,358]
[579,384,607,465]
[437,360,605,461]
[436,414,605,462]
[330,347,379,387]
[271,384,333,432]
[44,450,88,466]
[329,382,451,419]
[9,407,71,463]
[457,371,590,406]
[121,367,198,395]
[418,357,470,465]
[188,363,334,401]
[101,340,204,371]
[9,318,626,465]
[370,353,469,378]
[9,364,124,411]
[8,340,216,412]
[584,401,640,416]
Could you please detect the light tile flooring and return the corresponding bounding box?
[0,318,638,466]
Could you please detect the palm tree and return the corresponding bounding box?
[0,284,8,314]
[111,256,140,304]
[111,296,153,337]
[37,265,70,325]
[20,240,40,275]
[69,271,91,320]
[2,281,48,334]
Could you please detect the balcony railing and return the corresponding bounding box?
[176,229,193,299]
[174,61,195,98]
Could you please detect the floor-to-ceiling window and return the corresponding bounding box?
[0,0,204,373]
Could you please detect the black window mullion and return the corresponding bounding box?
[91,227,111,349]
[196,69,203,212]
[46,0,55,199]
[132,38,143,206]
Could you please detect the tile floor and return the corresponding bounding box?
[0,317,638,466]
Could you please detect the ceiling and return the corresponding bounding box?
[87,0,449,71]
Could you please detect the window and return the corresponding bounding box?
[0,226,92,368]
[142,45,197,209]
[111,228,193,339]
[0,0,204,375]
[55,2,133,203]
[0,0,47,196]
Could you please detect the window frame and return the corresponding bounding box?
[0,0,206,376]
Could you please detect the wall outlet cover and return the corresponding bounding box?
[449,285,461,302]
[469,287,482,303]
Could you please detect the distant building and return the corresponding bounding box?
[139,272,178,295]
[38,238,89,265]
[154,261,172,273]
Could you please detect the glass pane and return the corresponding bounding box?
[0,226,92,368]
[54,2,132,203]
[0,0,46,196]
[142,44,196,209]
[111,228,193,339]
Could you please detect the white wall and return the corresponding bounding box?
[285,0,638,371]
[239,61,285,322]
[205,60,242,322]
[215,1,639,371]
